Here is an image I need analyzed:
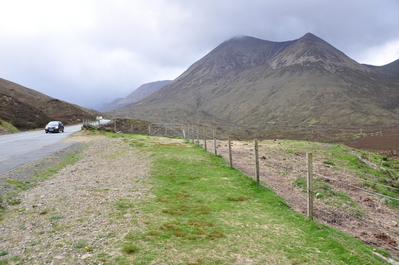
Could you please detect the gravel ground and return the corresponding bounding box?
[0,132,152,264]
[0,143,86,200]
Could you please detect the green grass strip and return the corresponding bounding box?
[106,134,388,265]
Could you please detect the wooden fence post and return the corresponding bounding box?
[114,119,117,132]
[254,139,259,185]
[213,130,217,156]
[228,136,233,168]
[148,124,152,135]
[196,126,199,145]
[307,152,313,220]
[204,128,207,151]
[254,139,260,186]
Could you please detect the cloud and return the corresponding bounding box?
[354,39,399,65]
[0,0,398,109]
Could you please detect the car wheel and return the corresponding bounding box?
[45,131,48,133]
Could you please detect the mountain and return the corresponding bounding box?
[101,80,172,112]
[100,98,124,112]
[364,59,399,76]
[0,78,100,130]
[107,33,399,131]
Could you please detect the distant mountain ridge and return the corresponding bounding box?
[364,59,399,76]
[107,33,399,130]
[0,78,99,130]
[101,80,172,112]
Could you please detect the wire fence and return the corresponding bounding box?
[180,125,399,260]
[86,120,399,260]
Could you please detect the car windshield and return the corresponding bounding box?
[48,122,59,126]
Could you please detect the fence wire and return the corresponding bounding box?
[180,128,399,260]
[125,123,399,260]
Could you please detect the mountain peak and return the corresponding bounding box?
[173,33,370,89]
[268,33,369,72]
[301,32,320,40]
[176,35,290,84]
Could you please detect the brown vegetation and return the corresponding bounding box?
[346,127,399,158]
[0,78,100,130]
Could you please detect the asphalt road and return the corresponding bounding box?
[0,124,82,174]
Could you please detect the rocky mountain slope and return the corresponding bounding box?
[101,80,172,112]
[108,33,399,130]
[0,78,100,130]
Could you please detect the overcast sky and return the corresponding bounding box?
[1,0,399,109]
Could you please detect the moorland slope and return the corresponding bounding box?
[0,78,100,130]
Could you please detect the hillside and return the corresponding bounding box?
[101,80,172,112]
[0,78,100,130]
[108,33,399,134]
[364,58,399,76]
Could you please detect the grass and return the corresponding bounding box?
[0,119,19,133]
[265,139,399,207]
[73,240,88,249]
[293,177,364,216]
[98,133,388,264]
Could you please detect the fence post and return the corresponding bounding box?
[204,128,207,151]
[148,124,151,135]
[192,126,195,143]
[196,126,199,145]
[213,130,217,156]
[228,136,233,168]
[307,152,313,220]
[254,139,259,185]
[114,119,117,132]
